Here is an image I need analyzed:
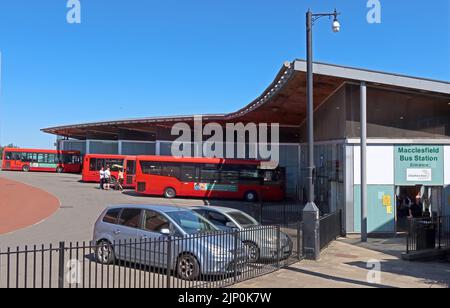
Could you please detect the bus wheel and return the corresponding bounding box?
[56,166,64,173]
[164,187,176,199]
[22,165,30,172]
[244,191,258,202]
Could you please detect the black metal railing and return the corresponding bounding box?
[406,215,450,254]
[0,224,303,288]
[319,210,344,251]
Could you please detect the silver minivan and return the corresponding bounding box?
[93,205,247,280]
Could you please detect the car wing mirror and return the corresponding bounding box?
[160,228,171,236]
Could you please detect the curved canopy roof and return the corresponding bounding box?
[42,60,450,140]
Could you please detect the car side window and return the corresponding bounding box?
[118,209,142,229]
[103,208,121,224]
[205,211,230,227]
[143,210,171,233]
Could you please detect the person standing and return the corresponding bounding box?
[104,166,111,190]
[99,167,105,190]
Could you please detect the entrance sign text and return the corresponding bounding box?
[395,145,444,186]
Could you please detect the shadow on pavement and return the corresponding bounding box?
[340,236,408,259]
[346,260,450,288]
[284,266,396,288]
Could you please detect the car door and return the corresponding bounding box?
[136,210,172,268]
[113,208,142,263]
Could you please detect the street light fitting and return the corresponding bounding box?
[310,9,341,33]
[332,9,341,32]
[332,19,341,33]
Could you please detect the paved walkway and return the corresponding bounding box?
[234,237,450,288]
[0,177,60,235]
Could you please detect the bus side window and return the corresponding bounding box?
[96,159,105,170]
[89,158,97,171]
[162,164,181,179]
[5,152,12,160]
[181,165,197,182]
[126,160,136,175]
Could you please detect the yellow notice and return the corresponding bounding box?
[386,206,393,214]
[382,195,391,207]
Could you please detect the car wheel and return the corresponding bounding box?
[56,166,64,173]
[164,187,176,199]
[177,254,200,280]
[22,165,30,172]
[244,191,258,202]
[243,241,260,262]
[96,240,116,265]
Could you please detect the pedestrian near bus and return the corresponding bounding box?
[104,166,111,190]
[99,167,105,190]
[116,168,124,191]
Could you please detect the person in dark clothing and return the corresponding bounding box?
[411,195,423,218]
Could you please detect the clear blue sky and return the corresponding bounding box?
[0,0,449,148]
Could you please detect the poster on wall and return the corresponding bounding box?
[394,145,444,186]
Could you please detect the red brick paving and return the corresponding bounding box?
[0,177,60,234]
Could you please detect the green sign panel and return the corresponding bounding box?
[394,145,444,186]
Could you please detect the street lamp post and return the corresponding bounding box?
[303,9,341,260]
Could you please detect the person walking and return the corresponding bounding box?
[99,166,105,190]
[117,168,124,191]
[104,166,111,190]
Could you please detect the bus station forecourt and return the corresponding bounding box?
[0,171,449,288]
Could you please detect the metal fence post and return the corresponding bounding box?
[58,242,65,289]
[406,220,412,254]
[166,236,172,288]
[339,209,345,237]
[233,230,239,283]
[276,225,281,268]
[438,216,442,250]
[297,222,302,261]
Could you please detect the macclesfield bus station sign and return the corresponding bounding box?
[395,145,444,186]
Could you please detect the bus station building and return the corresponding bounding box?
[42,60,450,235]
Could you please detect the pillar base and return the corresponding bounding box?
[303,202,320,260]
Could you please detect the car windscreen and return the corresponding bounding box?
[166,211,218,235]
[228,211,259,228]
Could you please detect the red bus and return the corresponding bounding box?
[1,148,82,173]
[81,154,137,188]
[135,156,285,202]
